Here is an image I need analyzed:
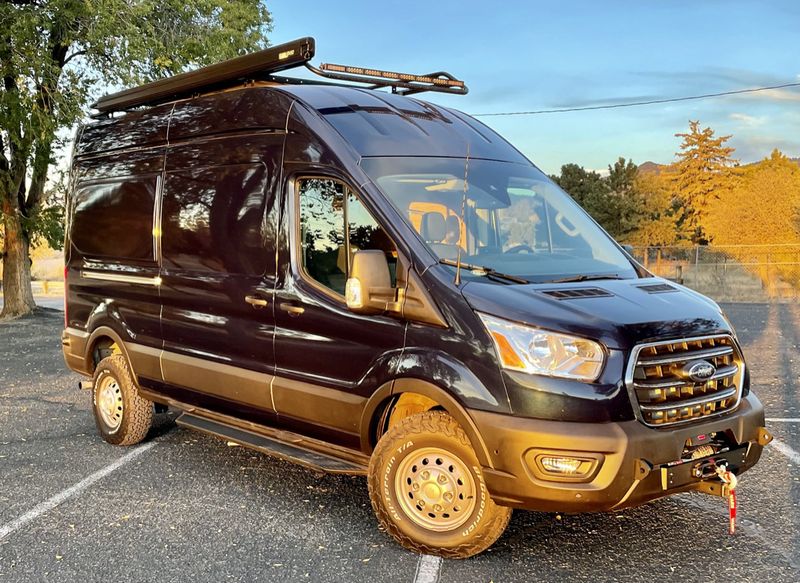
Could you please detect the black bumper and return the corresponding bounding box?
[471,394,767,513]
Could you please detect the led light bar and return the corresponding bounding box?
[321,63,465,89]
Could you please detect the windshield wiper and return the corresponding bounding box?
[548,273,623,284]
[439,259,529,284]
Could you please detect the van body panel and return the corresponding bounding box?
[460,277,732,351]
[278,86,528,163]
[76,102,172,157]
[167,88,293,142]
[158,131,283,382]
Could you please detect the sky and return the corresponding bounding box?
[268,0,800,175]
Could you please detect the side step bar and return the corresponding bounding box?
[176,412,368,475]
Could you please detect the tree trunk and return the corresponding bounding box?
[1,207,35,319]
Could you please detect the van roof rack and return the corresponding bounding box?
[92,36,467,114]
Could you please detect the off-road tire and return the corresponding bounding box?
[368,410,512,558]
[92,354,153,446]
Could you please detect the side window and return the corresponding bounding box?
[72,177,157,261]
[162,163,269,276]
[298,178,396,296]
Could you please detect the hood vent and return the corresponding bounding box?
[637,283,678,294]
[541,288,613,300]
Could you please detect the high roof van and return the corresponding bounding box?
[62,38,772,558]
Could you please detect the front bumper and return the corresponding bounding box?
[472,393,767,512]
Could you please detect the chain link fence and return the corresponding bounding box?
[630,244,800,302]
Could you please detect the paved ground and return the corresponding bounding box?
[0,303,799,582]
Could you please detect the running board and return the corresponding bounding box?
[176,412,368,475]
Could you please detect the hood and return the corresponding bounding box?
[461,277,730,350]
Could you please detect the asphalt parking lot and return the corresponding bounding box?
[1,303,799,582]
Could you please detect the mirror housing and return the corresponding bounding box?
[345,250,397,314]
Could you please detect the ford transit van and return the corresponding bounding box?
[62,37,771,558]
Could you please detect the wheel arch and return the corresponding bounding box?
[84,326,132,374]
[360,378,494,469]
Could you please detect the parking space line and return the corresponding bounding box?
[766,418,800,423]
[770,438,800,466]
[414,554,442,583]
[0,442,155,542]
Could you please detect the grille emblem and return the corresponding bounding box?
[682,360,717,382]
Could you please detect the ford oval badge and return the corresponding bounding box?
[683,360,717,382]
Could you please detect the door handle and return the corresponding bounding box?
[279,302,305,316]
[245,295,268,308]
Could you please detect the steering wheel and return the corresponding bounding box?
[506,244,536,254]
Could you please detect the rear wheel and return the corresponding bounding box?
[92,354,153,446]
[368,410,512,558]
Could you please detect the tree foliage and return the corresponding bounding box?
[705,149,800,289]
[551,157,679,245]
[669,120,739,243]
[0,0,271,317]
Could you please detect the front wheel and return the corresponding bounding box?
[368,411,512,558]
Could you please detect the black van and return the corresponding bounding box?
[62,38,771,558]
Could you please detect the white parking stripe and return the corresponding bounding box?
[414,554,442,583]
[766,418,800,423]
[0,442,155,542]
[770,438,800,466]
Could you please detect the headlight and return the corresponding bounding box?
[478,313,605,381]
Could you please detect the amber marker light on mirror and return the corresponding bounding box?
[478,313,605,381]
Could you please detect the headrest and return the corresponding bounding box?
[420,212,446,242]
[445,215,460,240]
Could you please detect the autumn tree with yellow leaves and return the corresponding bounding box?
[705,149,800,289]
[669,121,740,244]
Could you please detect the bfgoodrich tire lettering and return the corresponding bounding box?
[368,410,512,558]
[92,355,153,446]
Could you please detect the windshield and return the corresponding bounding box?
[361,157,637,283]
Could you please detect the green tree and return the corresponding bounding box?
[1,0,272,318]
[552,159,654,242]
[670,120,739,244]
[551,163,609,210]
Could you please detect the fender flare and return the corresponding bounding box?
[359,378,494,469]
[84,325,133,373]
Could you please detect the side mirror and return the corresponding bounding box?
[345,250,397,314]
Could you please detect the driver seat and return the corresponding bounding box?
[420,212,459,260]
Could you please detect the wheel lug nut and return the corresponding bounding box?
[411,482,420,491]
[437,474,447,484]
[443,492,454,502]
[418,500,425,507]
[421,470,430,480]
[434,504,443,512]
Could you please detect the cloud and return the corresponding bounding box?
[729,113,766,127]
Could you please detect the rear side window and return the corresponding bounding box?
[162,163,269,276]
[71,177,156,261]
[298,177,396,296]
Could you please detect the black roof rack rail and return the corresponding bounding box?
[92,36,467,114]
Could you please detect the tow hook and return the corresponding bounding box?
[757,427,773,446]
[79,379,94,391]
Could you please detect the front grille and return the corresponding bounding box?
[628,335,744,427]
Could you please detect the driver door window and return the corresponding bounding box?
[297,178,397,296]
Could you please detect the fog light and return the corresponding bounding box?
[539,456,584,475]
[528,452,602,482]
